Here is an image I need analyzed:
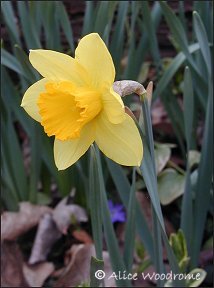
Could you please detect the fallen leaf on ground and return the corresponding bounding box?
[151,99,173,135]
[23,262,54,287]
[28,213,62,265]
[1,241,28,287]
[53,197,88,234]
[54,244,94,287]
[54,244,115,287]
[1,202,52,241]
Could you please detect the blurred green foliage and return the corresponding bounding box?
[1,0,213,276]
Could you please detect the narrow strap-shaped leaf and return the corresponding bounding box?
[110,1,129,70]
[180,67,194,255]
[14,45,39,83]
[183,67,194,150]
[141,1,162,73]
[191,80,213,268]
[106,158,154,260]
[1,49,25,77]
[193,1,213,42]
[40,1,61,50]
[142,94,165,280]
[181,169,193,256]
[90,257,104,287]
[29,123,42,203]
[140,95,183,286]
[89,145,103,260]
[96,148,131,287]
[82,1,95,35]
[123,168,136,273]
[1,1,21,45]
[159,1,202,78]
[17,1,41,49]
[56,2,75,53]
[193,11,212,77]
[154,43,200,100]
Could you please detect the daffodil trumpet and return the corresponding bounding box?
[21,33,143,170]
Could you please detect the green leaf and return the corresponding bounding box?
[96,150,131,287]
[124,168,136,272]
[82,1,95,35]
[169,229,190,272]
[90,257,104,288]
[37,192,51,205]
[140,95,183,286]
[159,2,201,77]
[193,11,212,76]
[17,1,41,49]
[180,67,194,253]
[191,80,213,267]
[14,45,39,83]
[1,123,20,210]
[29,124,42,203]
[56,2,75,53]
[186,268,207,287]
[158,169,185,205]
[94,2,117,38]
[106,158,154,260]
[181,168,193,255]
[1,67,32,135]
[41,1,61,50]
[178,1,187,32]
[89,146,103,260]
[141,2,161,73]
[154,43,200,100]
[183,67,194,150]
[110,1,129,69]
[1,1,21,45]
[1,49,24,76]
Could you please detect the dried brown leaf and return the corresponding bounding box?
[29,213,62,265]
[1,202,52,241]
[54,244,94,287]
[53,199,88,234]
[1,241,28,287]
[54,244,115,287]
[23,262,54,287]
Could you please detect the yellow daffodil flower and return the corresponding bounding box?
[21,33,143,170]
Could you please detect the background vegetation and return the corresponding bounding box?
[1,1,213,287]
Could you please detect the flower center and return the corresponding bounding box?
[37,81,102,140]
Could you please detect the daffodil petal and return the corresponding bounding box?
[54,122,95,170]
[21,78,47,122]
[102,87,125,124]
[95,113,143,166]
[75,33,115,90]
[29,50,89,85]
